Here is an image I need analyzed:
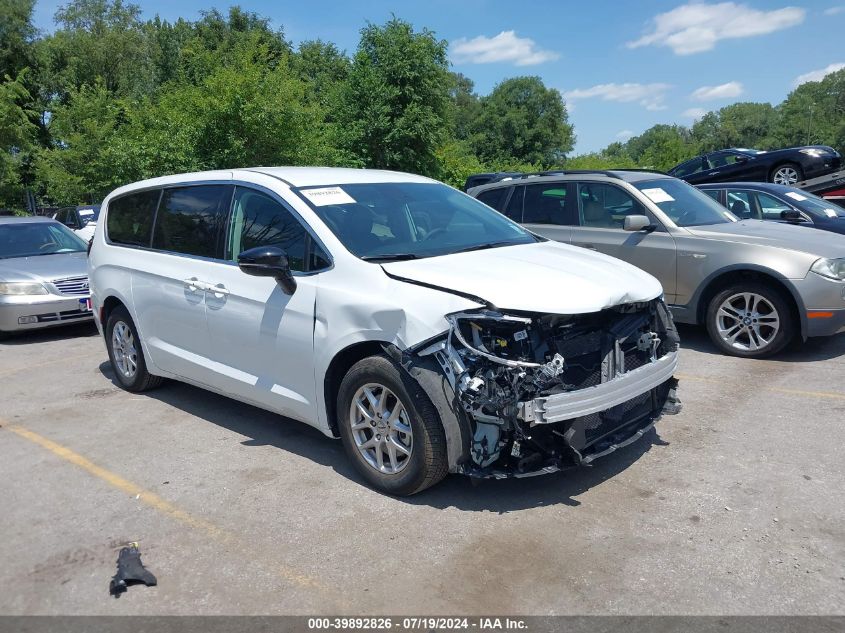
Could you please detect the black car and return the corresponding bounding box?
[698,182,845,235]
[669,146,841,186]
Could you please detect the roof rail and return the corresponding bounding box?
[508,168,667,181]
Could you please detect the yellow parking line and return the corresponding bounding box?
[676,373,845,401]
[3,421,325,592]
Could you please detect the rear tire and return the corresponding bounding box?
[770,163,803,185]
[336,354,448,495]
[105,306,163,392]
[705,282,795,358]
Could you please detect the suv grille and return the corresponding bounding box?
[52,276,89,295]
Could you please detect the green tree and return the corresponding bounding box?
[0,71,36,208]
[777,69,845,152]
[691,102,778,152]
[624,124,696,171]
[337,18,451,175]
[471,76,574,167]
[1,0,37,77]
[447,72,480,142]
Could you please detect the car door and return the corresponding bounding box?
[201,185,328,423]
[674,156,709,184]
[518,181,575,244]
[129,184,232,384]
[724,189,759,219]
[568,181,678,303]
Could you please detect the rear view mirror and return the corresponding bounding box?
[780,210,803,222]
[624,215,654,232]
[237,246,297,295]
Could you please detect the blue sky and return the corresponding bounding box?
[33,0,845,154]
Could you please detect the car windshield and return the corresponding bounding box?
[295,182,539,260]
[781,188,845,219]
[0,222,88,259]
[634,179,738,227]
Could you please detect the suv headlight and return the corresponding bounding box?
[0,282,49,295]
[810,258,845,281]
[800,148,828,158]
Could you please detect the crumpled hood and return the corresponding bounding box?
[686,220,845,258]
[381,241,662,314]
[0,252,89,283]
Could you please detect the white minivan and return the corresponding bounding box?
[89,167,681,494]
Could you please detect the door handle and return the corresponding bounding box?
[182,277,208,293]
[710,171,720,175]
[209,284,229,299]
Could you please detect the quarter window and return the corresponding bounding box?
[225,187,311,272]
[578,183,645,228]
[522,183,573,225]
[702,189,722,203]
[152,185,231,258]
[503,186,524,221]
[476,187,509,213]
[107,190,160,247]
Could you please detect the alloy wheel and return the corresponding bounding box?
[715,292,780,352]
[349,383,413,474]
[111,321,138,379]
[773,166,799,185]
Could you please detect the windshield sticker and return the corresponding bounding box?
[785,192,807,201]
[824,208,839,218]
[79,209,95,216]
[640,187,675,203]
[301,187,356,206]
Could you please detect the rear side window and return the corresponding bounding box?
[702,189,722,203]
[476,187,509,212]
[107,190,160,247]
[671,157,705,177]
[152,185,232,258]
[523,183,574,225]
[225,187,310,271]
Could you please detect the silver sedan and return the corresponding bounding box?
[0,217,93,336]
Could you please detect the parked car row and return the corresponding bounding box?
[3,163,844,496]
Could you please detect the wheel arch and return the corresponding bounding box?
[769,160,802,182]
[693,265,806,339]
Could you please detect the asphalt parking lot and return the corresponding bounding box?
[1,322,844,615]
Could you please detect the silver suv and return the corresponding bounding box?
[469,171,845,358]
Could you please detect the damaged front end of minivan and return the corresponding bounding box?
[391,298,682,478]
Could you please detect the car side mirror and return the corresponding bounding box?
[735,155,749,163]
[237,246,297,295]
[780,210,803,222]
[624,215,654,232]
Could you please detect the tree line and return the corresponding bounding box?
[1,0,844,210]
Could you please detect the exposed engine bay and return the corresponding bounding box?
[414,298,682,477]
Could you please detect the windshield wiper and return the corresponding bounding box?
[454,240,519,254]
[360,253,423,262]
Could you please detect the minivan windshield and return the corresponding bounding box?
[634,178,738,227]
[296,182,539,261]
[0,222,88,259]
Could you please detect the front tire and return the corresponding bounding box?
[105,306,163,392]
[336,354,448,495]
[770,163,803,185]
[705,283,795,358]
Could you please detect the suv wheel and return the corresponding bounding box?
[337,354,448,495]
[106,306,163,392]
[705,283,794,358]
[770,163,802,185]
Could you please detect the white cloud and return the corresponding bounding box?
[627,2,806,55]
[690,81,744,101]
[563,83,671,111]
[683,107,708,120]
[792,62,845,87]
[451,31,560,66]
[616,129,634,140]
[823,6,844,15]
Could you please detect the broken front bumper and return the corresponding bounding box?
[519,351,678,424]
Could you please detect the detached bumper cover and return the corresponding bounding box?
[519,351,678,424]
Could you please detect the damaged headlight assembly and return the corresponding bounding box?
[419,300,682,478]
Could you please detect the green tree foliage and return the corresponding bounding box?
[336,18,450,175]
[471,76,574,167]
[0,71,36,207]
[690,102,778,152]
[777,69,845,152]
[623,124,695,171]
[1,0,37,77]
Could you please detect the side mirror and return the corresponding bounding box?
[624,215,654,232]
[237,246,297,295]
[735,155,749,163]
[780,209,803,222]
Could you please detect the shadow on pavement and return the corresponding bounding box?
[0,322,97,346]
[99,361,669,513]
[676,324,845,362]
